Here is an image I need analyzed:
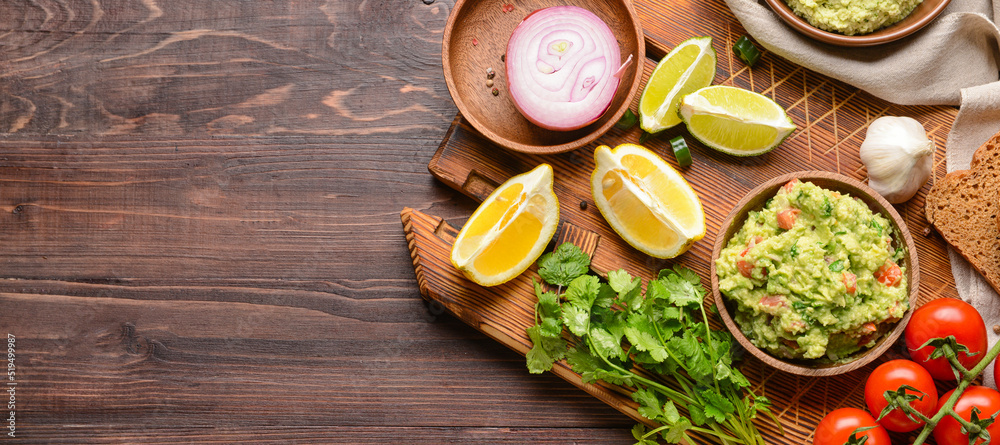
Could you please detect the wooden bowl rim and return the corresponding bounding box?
[763,0,951,47]
[710,171,920,376]
[441,0,646,154]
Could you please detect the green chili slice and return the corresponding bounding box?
[734,36,761,67]
[669,135,693,168]
[615,108,638,130]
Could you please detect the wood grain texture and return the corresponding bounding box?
[0,0,455,137]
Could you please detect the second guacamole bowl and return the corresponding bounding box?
[710,171,919,376]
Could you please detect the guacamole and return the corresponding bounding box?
[716,180,908,361]
[785,0,922,35]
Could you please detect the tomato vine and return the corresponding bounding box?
[878,336,1000,444]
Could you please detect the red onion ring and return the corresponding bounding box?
[505,6,624,132]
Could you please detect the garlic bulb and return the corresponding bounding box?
[860,116,934,203]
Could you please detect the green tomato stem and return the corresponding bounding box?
[911,339,1000,444]
[944,346,972,380]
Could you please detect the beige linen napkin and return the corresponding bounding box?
[725,0,1000,384]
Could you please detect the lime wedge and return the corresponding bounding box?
[638,37,717,134]
[679,85,796,156]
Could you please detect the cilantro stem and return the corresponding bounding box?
[586,337,694,405]
[699,304,723,395]
[651,321,699,389]
[583,337,751,445]
[642,423,745,445]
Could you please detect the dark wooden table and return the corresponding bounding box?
[0,0,640,442]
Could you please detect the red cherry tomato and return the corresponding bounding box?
[864,359,938,432]
[934,386,1000,445]
[905,298,988,381]
[814,408,890,445]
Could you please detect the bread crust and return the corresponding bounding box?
[925,129,1000,296]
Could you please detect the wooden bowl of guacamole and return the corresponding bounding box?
[710,171,918,376]
[765,0,951,46]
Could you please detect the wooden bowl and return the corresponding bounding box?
[710,171,919,376]
[441,0,645,154]
[765,0,950,46]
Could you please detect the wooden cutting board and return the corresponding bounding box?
[401,1,961,443]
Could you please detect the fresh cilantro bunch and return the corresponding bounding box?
[527,243,779,445]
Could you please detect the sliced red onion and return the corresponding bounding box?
[505,6,624,132]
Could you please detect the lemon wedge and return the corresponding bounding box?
[679,85,796,156]
[638,36,717,134]
[591,144,705,259]
[451,164,560,286]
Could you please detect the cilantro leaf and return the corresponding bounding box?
[714,358,733,382]
[829,260,844,272]
[718,362,750,391]
[619,284,643,312]
[660,272,704,307]
[565,345,603,384]
[566,344,633,386]
[689,404,707,426]
[537,242,590,287]
[701,388,736,423]
[624,313,669,362]
[607,269,633,292]
[668,265,702,286]
[589,326,624,361]
[645,278,668,303]
[592,306,627,347]
[627,328,669,362]
[669,331,712,381]
[871,218,883,236]
[594,283,616,308]
[667,330,698,357]
[660,415,693,443]
[564,274,601,309]
[661,306,682,325]
[631,424,658,445]
[662,400,681,424]
[632,387,667,421]
[562,302,590,337]
[534,282,563,338]
[525,325,566,374]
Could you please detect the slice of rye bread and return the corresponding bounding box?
[925,129,1000,296]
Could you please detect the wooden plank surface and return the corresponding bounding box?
[0,0,967,443]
